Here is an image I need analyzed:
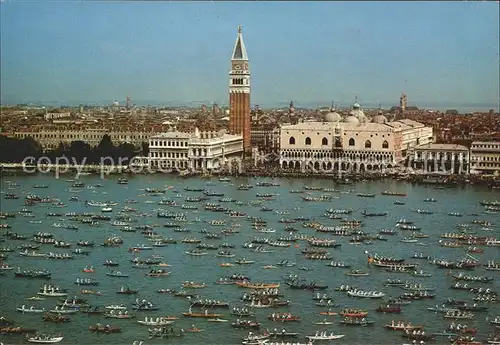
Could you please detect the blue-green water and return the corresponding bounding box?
[0,174,499,345]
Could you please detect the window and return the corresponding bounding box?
[289,137,295,145]
[305,137,312,146]
[382,140,389,149]
[349,138,355,146]
[322,137,328,146]
[365,140,371,148]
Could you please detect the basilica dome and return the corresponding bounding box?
[372,109,387,124]
[344,115,360,125]
[373,115,387,124]
[349,102,367,123]
[324,111,342,122]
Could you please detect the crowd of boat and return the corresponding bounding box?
[0,178,499,344]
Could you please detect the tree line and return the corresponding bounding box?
[0,135,148,164]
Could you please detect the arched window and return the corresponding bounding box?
[348,138,355,146]
[365,140,371,148]
[322,137,328,146]
[305,137,312,145]
[289,137,295,145]
[382,140,389,149]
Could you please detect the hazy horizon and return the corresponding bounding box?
[2,99,497,113]
[1,1,499,111]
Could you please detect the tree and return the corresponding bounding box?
[46,142,66,163]
[95,134,115,162]
[68,141,92,164]
[0,135,42,162]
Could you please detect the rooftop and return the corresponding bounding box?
[151,132,192,139]
[471,141,500,145]
[415,143,469,151]
[281,120,426,133]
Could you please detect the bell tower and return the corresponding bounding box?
[229,25,251,153]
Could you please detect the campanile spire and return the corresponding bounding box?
[232,25,248,61]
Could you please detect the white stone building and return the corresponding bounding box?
[470,141,500,175]
[410,143,470,175]
[142,128,243,172]
[44,112,71,120]
[279,103,433,173]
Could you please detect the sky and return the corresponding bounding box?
[1,1,499,110]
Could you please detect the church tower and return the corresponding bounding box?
[229,25,251,153]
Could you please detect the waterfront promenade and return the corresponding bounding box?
[1,162,499,189]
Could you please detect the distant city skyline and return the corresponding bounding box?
[1,1,499,111]
[6,99,498,112]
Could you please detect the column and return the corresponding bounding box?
[451,152,455,174]
[458,152,463,174]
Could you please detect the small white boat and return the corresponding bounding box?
[19,250,47,257]
[27,336,64,343]
[49,307,78,314]
[315,320,334,325]
[16,306,45,313]
[137,317,175,326]
[247,302,272,308]
[102,207,113,212]
[105,304,127,310]
[207,318,229,322]
[307,333,345,340]
[243,341,269,345]
[27,296,46,301]
[106,271,129,278]
[185,251,208,256]
[489,317,500,325]
[347,289,385,298]
[37,290,68,297]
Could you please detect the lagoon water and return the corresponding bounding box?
[0,173,499,345]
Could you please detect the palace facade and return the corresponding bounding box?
[279,103,433,173]
[470,141,500,175]
[136,128,243,172]
[13,129,152,149]
[410,143,470,175]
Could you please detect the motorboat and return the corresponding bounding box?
[27,335,64,343]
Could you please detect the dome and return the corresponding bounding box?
[324,111,342,122]
[349,109,367,122]
[353,102,360,109]
[344,115,360,125]
[373,114,388,124]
